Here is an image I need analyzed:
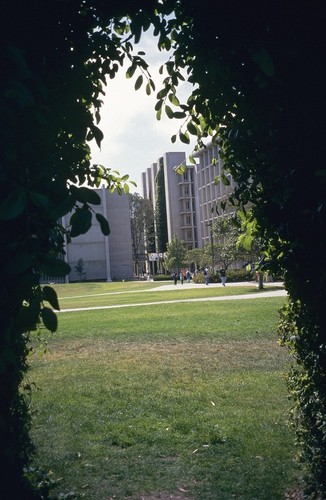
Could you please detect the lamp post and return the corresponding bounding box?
[206,221,214,271]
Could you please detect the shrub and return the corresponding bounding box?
[226,269,253,282]
[192,272,205,284]
[153,274,173,281]
[192,268,252,284]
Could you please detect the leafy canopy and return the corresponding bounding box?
[2,1,326,496]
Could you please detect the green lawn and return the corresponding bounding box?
[28,282,299,499]
[51,281,282,310]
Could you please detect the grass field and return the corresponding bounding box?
[28,282,299,499]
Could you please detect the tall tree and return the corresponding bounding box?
[129,193,155,275]
[154,164,168,253]
[184,248,205,271]
[211,214,261,270]
[164,234,187,273]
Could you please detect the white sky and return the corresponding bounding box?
[89,30,196,194]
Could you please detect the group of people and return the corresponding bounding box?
[171,270,192,285]
[172,268,227,286]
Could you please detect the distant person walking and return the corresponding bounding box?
[204,267,209,285]
[186,270,191,283]
[219,268,226,286]
[179,272,184,285]
[172,272,177,285]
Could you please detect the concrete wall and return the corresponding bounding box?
[163,152,187,241]
[141,152,198,250]
[194,141,236,248]
[106,188,133,281]
[63,187,133,281]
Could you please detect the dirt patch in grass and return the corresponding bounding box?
[41,338,290,376]
[45,337,287,359]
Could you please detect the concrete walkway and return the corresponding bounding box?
[151,281,284,292]
[58,282,287,313]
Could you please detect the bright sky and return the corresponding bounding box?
[89,30,196,194]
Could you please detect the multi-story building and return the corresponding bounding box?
[142,152,198,250]
[194,141,236,248]
[141,143,236,252]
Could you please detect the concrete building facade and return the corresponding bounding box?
[141,144,236,252]
[194,141,236,248]
[142,152,198,250]
[62,187,133,282]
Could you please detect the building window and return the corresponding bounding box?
[186,215,191,225]
[185,201,190,211]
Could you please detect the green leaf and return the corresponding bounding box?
[173,111,187,119]
[40,257,71,277]
[238,232,255,251]
[166,61,174,76]
[135,74,143,90]
[168,93,180,106]
[171,134,177,144]
[187,122,198,136]
[131,18,142,44]
[70,185,101,205]
[157,87,169,100]
[179,131,190,144]
[146,82,151,95]
[165,105,174,118]
[91,125,104,149]
[0,188,26,220]
[70,206,92,237]
[18,300,41,331]
[221,171,230,186]
[49,194,75,219]
[156,108,162,121]
[163,37,171,51]
[43,285,60,311]
[252,49,274,77]
[96,213,110,236]
[126,64,137,79]
[155,99,163,111]
[41,307,58,332]
[175,163,187,174]
[87,124,104,148]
